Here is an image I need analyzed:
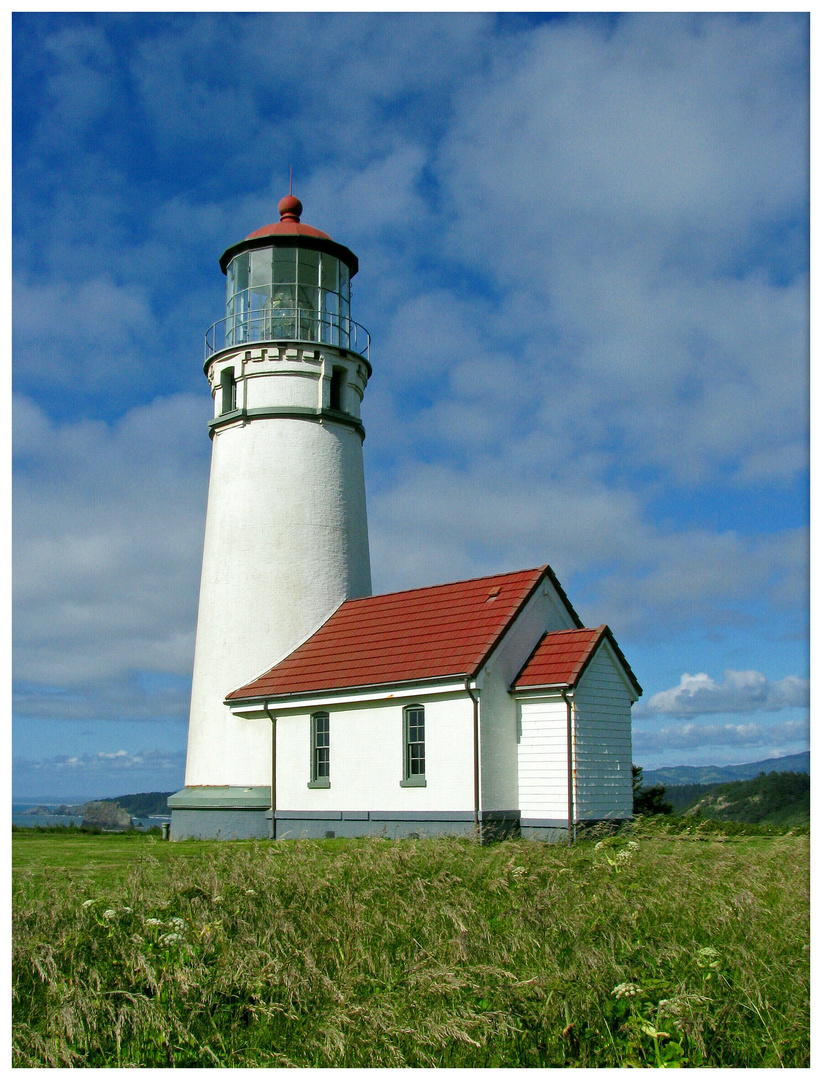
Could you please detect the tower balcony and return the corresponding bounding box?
[205,285,370,364]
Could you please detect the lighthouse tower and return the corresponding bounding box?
[170,193,372,839]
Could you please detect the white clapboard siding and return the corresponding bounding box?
[573,643,633,819]
[517,699,569,820]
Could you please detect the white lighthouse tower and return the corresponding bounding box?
[170,192,372,839]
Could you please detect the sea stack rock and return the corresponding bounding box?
[81,801,133,831]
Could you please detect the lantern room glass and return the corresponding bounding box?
[225,246,350,348]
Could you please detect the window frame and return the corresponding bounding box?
[400,704,426,787]
[329,366,346,412]
[307,711,331,789]
[219,367,236,415]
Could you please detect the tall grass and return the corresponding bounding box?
[12,821,809,1067]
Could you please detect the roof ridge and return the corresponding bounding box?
[339,565,547,606]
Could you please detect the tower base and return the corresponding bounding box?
[168,786,272,840]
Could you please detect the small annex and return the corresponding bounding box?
[192,564,641,842]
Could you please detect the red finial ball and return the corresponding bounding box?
[278,194,302,222]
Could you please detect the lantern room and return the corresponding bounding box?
[205,194,369,360]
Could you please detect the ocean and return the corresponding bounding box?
[12,802,171,831]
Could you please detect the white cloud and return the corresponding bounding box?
[12,277,156,395]
[13,747,186,796]
[11,12,808,765]
[13,394,210,690]
[642,670,810,717]
[632,716,808,755]
[368,452,807,640]
[432,13,808,487]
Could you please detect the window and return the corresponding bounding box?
[401,704,426,786]
[220,367,236,414]
[308,712,330,788]
[329,367,345,412]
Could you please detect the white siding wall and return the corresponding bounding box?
[517,699,569,821]
[275,693,475,813]
[573,643,633,820]
[478,579,578,811]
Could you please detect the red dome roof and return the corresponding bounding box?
[219,191,358,276]
[244,193,331,241]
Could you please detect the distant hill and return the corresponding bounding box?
[668,771,809,827]
[642,751,809,788]
[102,792,174,817]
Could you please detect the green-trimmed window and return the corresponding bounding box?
[308,712,330,788]
[401,704,426,787]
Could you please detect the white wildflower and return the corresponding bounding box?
[145,918,163,927]
[81,899,98,908]
[160,932,183,945]
[245,888,257,896]
[102,909,117,920]
[612,981,642,999]
[168,916,186,929]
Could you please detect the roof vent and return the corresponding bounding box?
[486,586,501,601]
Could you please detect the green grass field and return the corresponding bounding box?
[12,822,809,1067]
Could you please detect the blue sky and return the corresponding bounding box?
[12,12,809,799]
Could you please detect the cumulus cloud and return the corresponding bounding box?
[14,747,185,774]
[13,747,186,798]
[642,670,810,718]
[632,716,809,755]
[11,13,808,780]
[13,394,210,692]
[435,13,808,488]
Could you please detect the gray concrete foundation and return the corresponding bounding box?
[168,786,272,840]
[273,809,521,841]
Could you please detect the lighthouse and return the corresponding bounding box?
[170,192,373,839]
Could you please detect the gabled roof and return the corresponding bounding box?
[227,565,581,702]
[512,625,642,697]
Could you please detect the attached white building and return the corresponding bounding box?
[169,194,642,842]
[170,565,641,841]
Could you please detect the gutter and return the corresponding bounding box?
[264,701,277,835]
[560,688,575,845]
[226,673,469,711]
[464,679,480,836]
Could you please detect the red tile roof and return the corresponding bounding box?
[227,565,577,701]
[513,625,642,696]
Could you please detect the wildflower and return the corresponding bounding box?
[102,909,117,920]
[121,906,132,913]
[81,899,98,908]
[160,932,183,945]
[145,918,163,927]
[168,916,186,929]
[612,981,642,999]
[627,841,639,851]
[594,841,604,850]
